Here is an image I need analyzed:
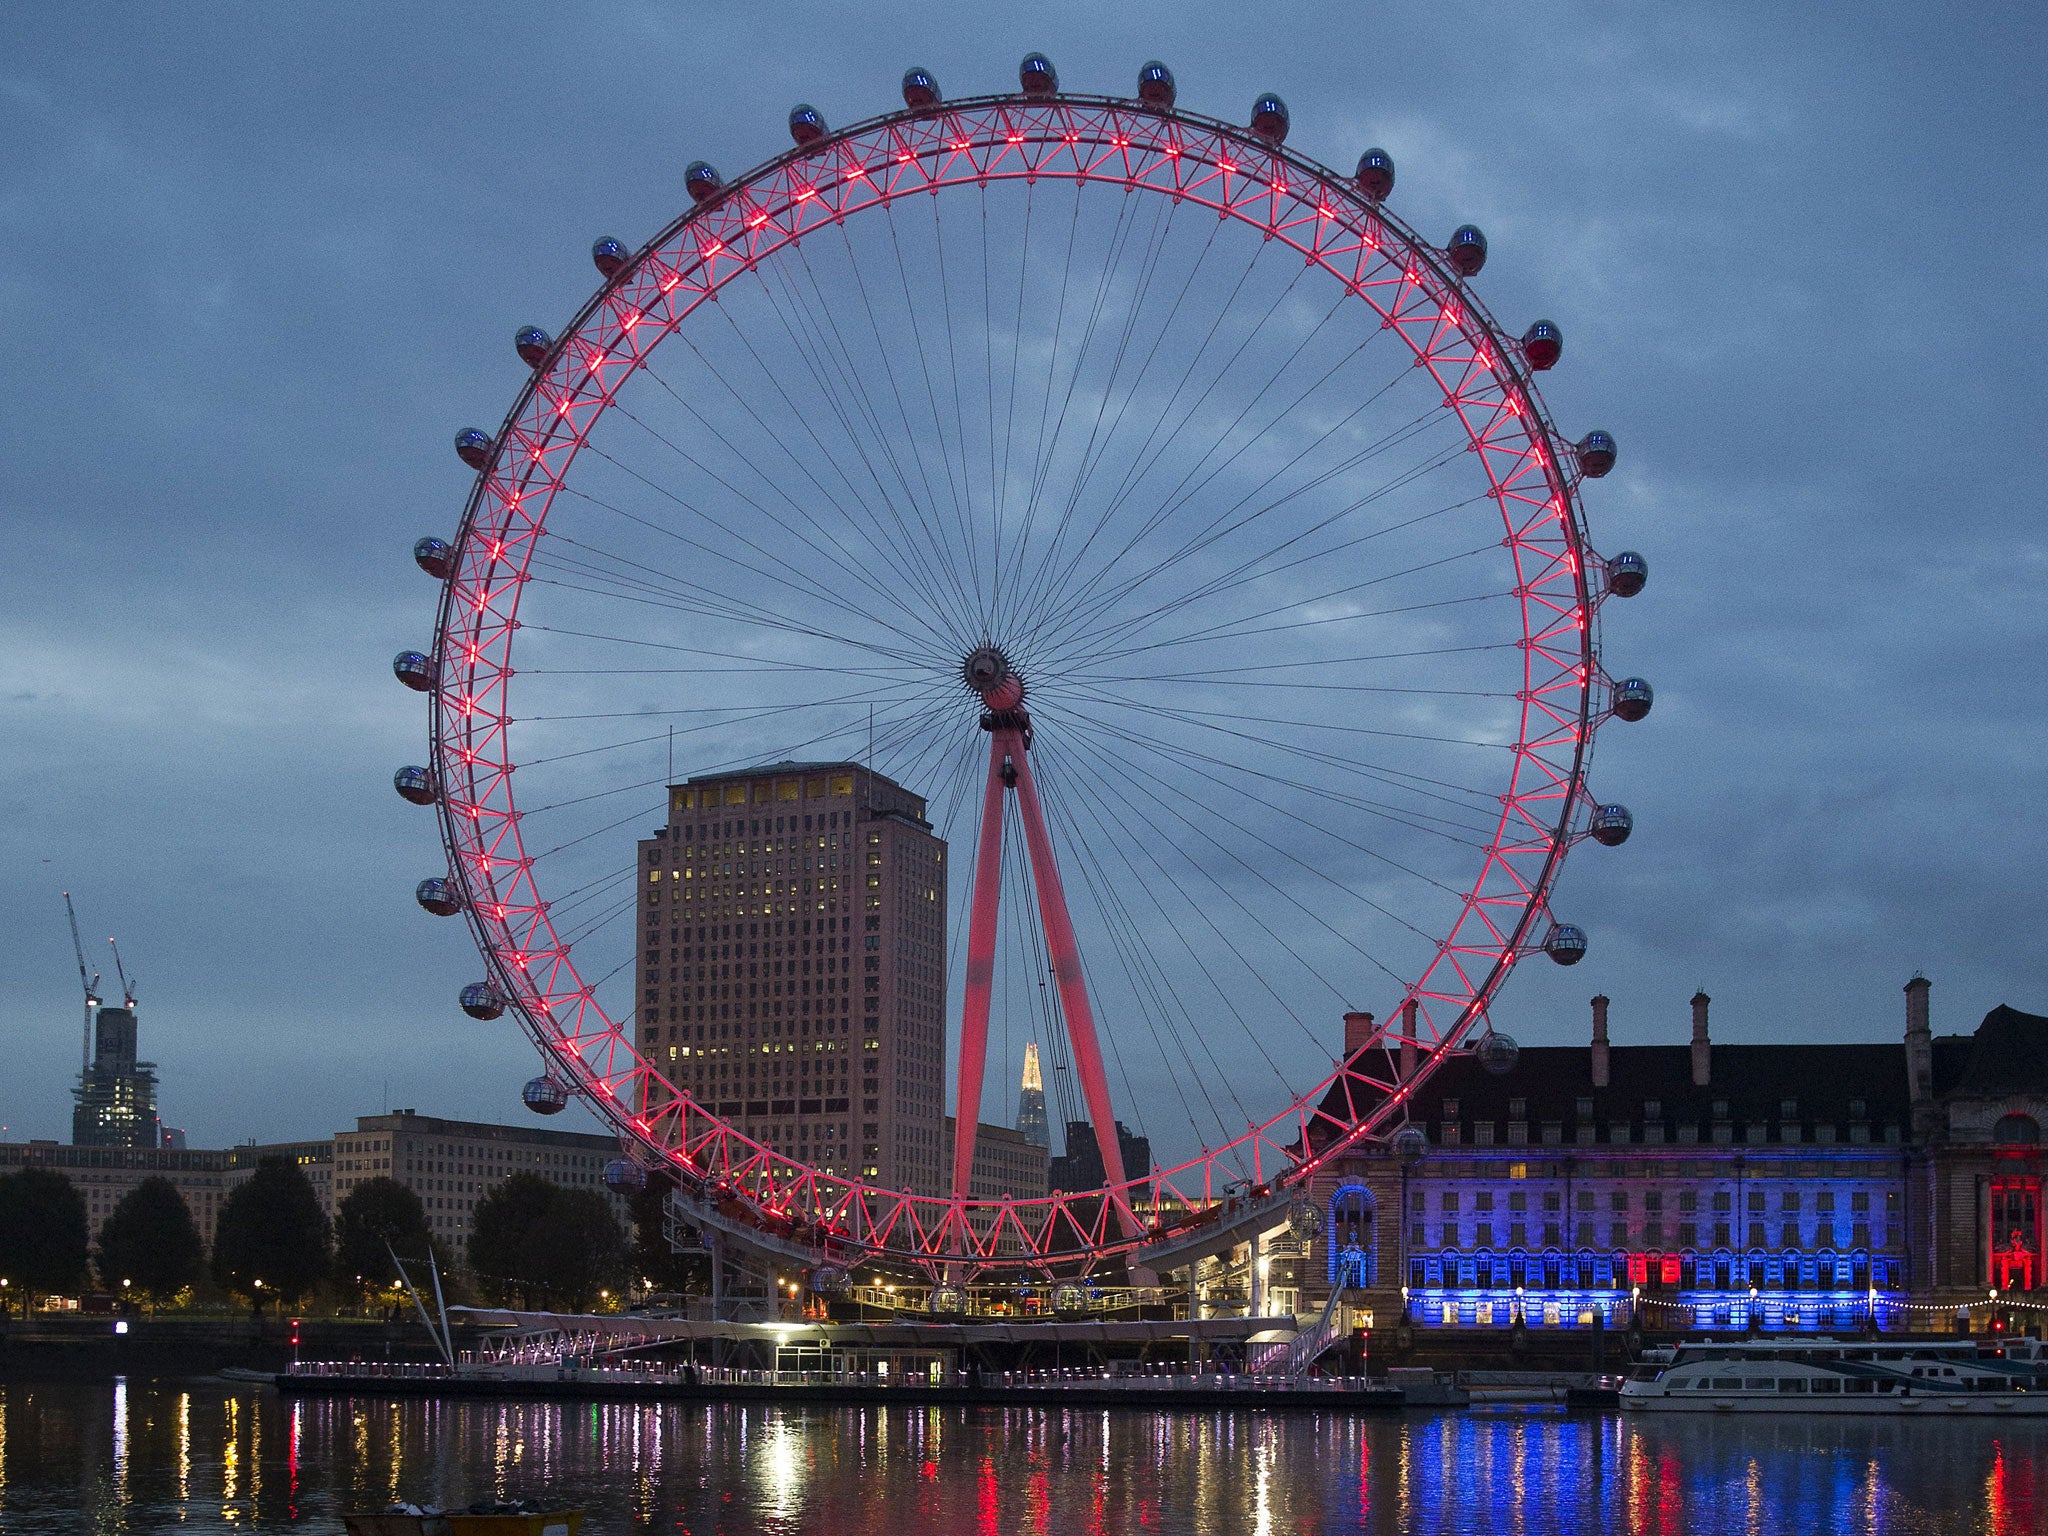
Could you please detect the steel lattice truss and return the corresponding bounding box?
[424,93,1618,1273]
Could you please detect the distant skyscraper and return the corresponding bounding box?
[1049,1119,1150,1194]
[637,761,949,1195]
[1016,1043,1049,1150]
[72,1004,161,1149]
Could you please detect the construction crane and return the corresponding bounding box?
[108,936,137,1009]
[63,891,101,1071]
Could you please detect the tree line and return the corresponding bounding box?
[0,1158,636,1315]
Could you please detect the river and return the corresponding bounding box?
[0,1377,2042,1534]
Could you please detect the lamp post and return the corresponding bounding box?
[1397,1127,1427,1323]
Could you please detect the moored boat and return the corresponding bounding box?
[1619,1337,2048,1414]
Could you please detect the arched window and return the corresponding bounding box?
[1994,1114,2042,1145]
[1328,1185,1378,1286]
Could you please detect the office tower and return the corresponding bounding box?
[637,762,948,1195]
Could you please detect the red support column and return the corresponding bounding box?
[1008,743,1133,1232]
[949,733,1013,1218]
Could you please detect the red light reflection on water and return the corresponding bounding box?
[977,1456,999,1536]
[1988,1439,2041,1536]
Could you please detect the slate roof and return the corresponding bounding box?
[1946,1005,2048,1097]
[1313,1004,2040,1147]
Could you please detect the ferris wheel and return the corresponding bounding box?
[393,55,1651,1277]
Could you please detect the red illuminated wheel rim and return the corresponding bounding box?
[419,90,1632,1273]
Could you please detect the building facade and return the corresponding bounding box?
[0,1143,230,1246]
[1268,980,2048,1336]
[637,761,948,1195]
[332,1111,625,1254]
[942,1116,1050,1203]
[225,1140,336,1216]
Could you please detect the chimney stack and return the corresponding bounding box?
[1690,991,1711,1086]
[1400,998,1419,1081]
[1343,1011,1375,1060]
[1904,975,1934,1127]
[1590,994,1611,1088]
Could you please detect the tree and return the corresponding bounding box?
[96,1177,204,1308]
[629,1182,708,1297]
[0,1166,91,1312]
[332,1178,438,1301]
[212,1157,330,1312]
[521,1189,629,1312]
[469,1175,629,1310]
[467,1172,559,1307]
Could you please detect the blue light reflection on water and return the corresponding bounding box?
[0,1378,2044,1534]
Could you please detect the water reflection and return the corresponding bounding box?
[109,1377,127,1495]
[1,1379,2047,1532]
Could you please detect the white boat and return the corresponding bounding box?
[1618,1337,2048,1415]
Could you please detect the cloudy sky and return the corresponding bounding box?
[4,2,2043,1159]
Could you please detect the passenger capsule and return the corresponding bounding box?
[415,877,462,917]
[1391,1124,1430,1164]
[811,1263,851,1298]
[1287,1197,1324,1240]
[1354,148,1395,202]
[393,764,438,806]
[787,103,826,147]
[1052,1282,1089,1315]
[1250,93,1290,145]
[514,326,553,369]
[1137,60,1175,109]
[1446,224,1488,278]
[1478,1031,1521,1074]
[522,1076,569,1115]
[413,536,453,580]
[1522,319,1563,371]
[591,237,628,278]
[603,1158,650,1193]
[1019,53,1058,96]
[1612,677,1654,722]
[392,651,437,692]
[684,161,723,204]
[1588,807,1632,850]
[1575,429,1617,478]
[459,982,504,1020]
[1543,923,1589,966]
[900,67,940,111]
[928,1283,968,1315]
[1605,550,1648,598]
[454,428,494,470]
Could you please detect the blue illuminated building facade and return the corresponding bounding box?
[1292,980,2048,1335]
